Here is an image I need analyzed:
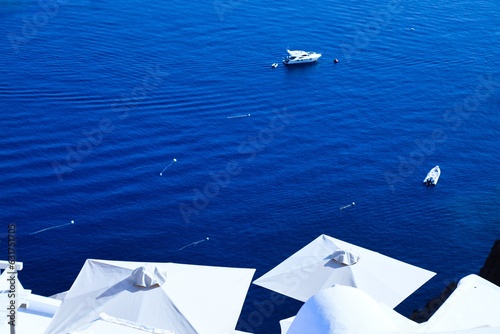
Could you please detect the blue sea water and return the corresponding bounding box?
[1,0,499,332]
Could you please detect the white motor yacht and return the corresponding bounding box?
[283,49,322,65]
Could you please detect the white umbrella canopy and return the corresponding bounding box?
[253,234,436,308]
[45,259,255,334]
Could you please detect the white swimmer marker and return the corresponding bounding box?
[227,114,250,119]
[339,202,355,211]
[160,158,177,176]
[178,237,210,251]
[30,220,75,235]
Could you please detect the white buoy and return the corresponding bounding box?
[178,237,210,251]
[160,158,177,176]
[30,221,74,235]
[227,114,251,119]
[339,202,355,210]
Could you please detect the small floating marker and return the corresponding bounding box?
[178,237,210,251]
[160,158,177,176]
[227,114,251,119]
[339,202,355,210]
[30,221,75,235]
[334,59,339,63]
[271,63,278,68]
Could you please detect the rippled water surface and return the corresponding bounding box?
[1,0,499,332]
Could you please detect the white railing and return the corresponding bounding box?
[0,260,31,326]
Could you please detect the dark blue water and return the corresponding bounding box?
[1,0,499,332]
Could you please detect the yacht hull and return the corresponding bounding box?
[283,57,321,65]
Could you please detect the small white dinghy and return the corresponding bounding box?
[423,165,441,186]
